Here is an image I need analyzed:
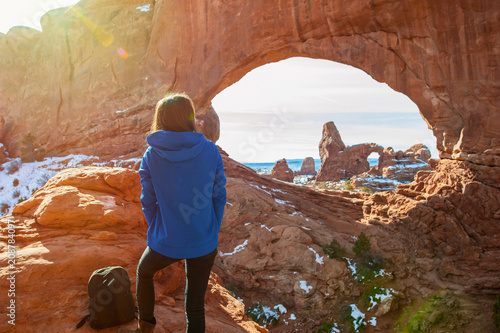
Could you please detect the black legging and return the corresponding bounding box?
[136,246,217,333]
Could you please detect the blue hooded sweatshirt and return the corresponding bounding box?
[139,130,226,259]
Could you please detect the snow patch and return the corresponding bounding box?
[346,258,357,276]
[274,304,287,314]
[0,154,101,216]
[388,162,428,169]
[136,4,151,12]
[367,287,394,310]
[249,183,272,195]
[260,224,274,232]
[350,304,366,331]
[299,280,313,293]
[308,247,324,265]
[331,323,341,333]
[301,226,311,230]
[99,195,117,210]
[219,240,248,257]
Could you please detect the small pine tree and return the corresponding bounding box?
[353,232,371,257]
[323,239,346,260]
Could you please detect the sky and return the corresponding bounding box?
[212,57,438,163]
[1,3,438,164]
[0,0,79,34]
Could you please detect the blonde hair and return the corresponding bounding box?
[150,93,196,134]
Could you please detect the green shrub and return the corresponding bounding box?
[323,239,346,260]
[353,232,371,257]
[355,254,384,283]
[345,180,354,191]
[361,187,372,193]
[317,321,339,333]
[359,253,383,271]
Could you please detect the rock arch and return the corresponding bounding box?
[0,0,498,167]
[147,0,499,165]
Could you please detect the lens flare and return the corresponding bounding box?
[72,8,114,47]
[117,47,129,59]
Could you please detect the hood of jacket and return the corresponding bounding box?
[146,131,207,162]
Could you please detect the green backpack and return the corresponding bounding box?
[77,266,136,329]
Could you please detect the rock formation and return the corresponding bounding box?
[1,0,498,167]
[362,159,500,296]
[316,121,432,185]
[0,167,267,333]
[0,0,499,330]
[270,158,294,182]
[0,152,498,331]
[316,121,385,182]
[295,157,316,176]
[219,152,499,331]
[319,122,345,164]
[195,104,220,143]
[349,144,433,190]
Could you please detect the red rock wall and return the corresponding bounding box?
[146,0,500,163]
[0,0,499,165]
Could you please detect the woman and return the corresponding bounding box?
[119,93,226,333]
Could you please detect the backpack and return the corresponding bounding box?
[76,266,136,329]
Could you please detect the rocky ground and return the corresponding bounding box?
[1,151,497,332]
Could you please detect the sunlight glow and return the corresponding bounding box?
[72,8,114,47]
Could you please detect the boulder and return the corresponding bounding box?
[0,166,267,333]
[196,103,220,143]
[270,158,294,182]
[295,157,316,176]
[378,144,432,183]
[406,144,432,162]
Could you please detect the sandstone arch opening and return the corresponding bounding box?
[211,57,437,179]
[368,152,380,166]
